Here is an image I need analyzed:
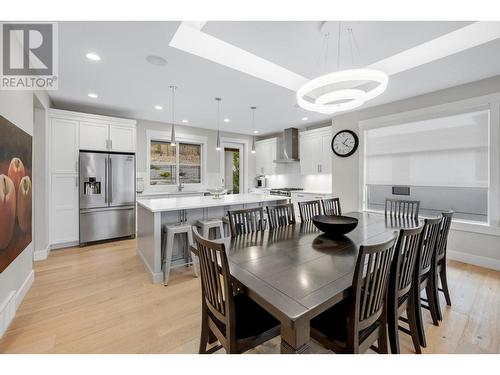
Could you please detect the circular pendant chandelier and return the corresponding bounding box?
[296,24,388,115]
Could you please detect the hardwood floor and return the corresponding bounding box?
[1,239,499,354]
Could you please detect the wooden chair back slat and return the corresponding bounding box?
[192,226,234,328]
[385,199,420,220]
[417,217,441,277]
[436,211,453,261]
[322,198,342,216]
[228,207,266,237]
[298,200,322,222]
[266,203,296,229]
[390,226,424,299]
[352,235,397,332]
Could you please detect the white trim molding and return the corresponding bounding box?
[33,244,50,261]
[448,250,500,272]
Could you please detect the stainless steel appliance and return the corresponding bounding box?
[255,175,268,188]
[79,151,136,245]
[269,187,303,197]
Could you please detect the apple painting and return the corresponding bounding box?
[1,115,33,273]
[0,174,16,250]
[8,157,26,193]
[17,176,32,233]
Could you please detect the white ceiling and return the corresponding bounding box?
[50,21,500,135]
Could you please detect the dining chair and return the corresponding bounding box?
[298,200,322,222]
[413,217,442,348]
[227,207,267,237]
[266,203,296,229]
[434,211,454,321]
[385,199,420,220]
[321,197,342,216]
[387,225,424,354]
[310,234,398,354]
[192,226,280,354]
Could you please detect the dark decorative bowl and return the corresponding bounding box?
[312,215,359,236]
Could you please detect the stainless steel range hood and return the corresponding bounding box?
[273,127,300,163]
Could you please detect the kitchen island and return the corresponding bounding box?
[136,193,288,283]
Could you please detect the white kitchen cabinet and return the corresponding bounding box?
[80,121,136,153]
[48,109,136,249]
[299,128,332,175]
[255,138,277,175]
[79,121,109,151]
[50,174,79,244]
[50,118,79,174]
[290,191,334,222]
[109,124,136,152]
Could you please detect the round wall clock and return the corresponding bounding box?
[331,129,359,157]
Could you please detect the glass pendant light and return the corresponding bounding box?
[169,85,177,146]
[251,106,256,154]
[215,97,221,151]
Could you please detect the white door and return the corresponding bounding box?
[79,121,109,151]
[51,118,79,174]
[300,134,321,175]
[109,124,136,152]
[51,174,79,244]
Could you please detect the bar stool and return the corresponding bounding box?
[196,218,225,240]
[162,223,198,286]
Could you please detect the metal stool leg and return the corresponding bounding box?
[164,231,175,286]
[187,229,198,277]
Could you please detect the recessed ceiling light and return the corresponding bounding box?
[302,117,308,121]
[154,105,163,110]
[88,93,98,98]
[182,119,189,123]
[86,52,101,61]
[146,55,168,67]
[223,118,230,123]
[253,130,259,134]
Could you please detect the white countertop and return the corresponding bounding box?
[137,193,287,213]
[136,190,207,198]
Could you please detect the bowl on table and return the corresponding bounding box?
[312,215,359,237]
[207,188,227,199]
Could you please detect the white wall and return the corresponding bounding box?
[135,118,256,191]
[0,88,50,337]
[331,75,500,270]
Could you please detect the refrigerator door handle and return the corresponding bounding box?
[104,158,108,203]
[80,206,134,214]
[108,157,113,204]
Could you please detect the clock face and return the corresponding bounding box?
[331,130,358,157]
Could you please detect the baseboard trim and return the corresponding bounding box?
[448,250,500,271]
[15,269,34,309]
[33,244,50,261]
[0,269,34,338]
[50,241,79,250]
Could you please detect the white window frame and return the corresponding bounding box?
[358,93,500,236]
[146,129,208,191]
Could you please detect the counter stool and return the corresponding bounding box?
[162,223,198,286]
[196,218,225,240]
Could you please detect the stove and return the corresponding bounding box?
[269,188,303,197]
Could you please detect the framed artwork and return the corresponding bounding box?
[0,115,32,273]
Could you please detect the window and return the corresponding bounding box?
[150,140,202,185]
[363,109,489,223]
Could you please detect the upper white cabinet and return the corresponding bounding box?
[299,128,332,175]
[50,118,79,174]
[255,138,277,175]
[79,120,136,153]
[79,121,109,151]
[109,124,136,152]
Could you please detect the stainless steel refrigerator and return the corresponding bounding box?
[79,151,136,245]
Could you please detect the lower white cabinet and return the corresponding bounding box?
[50,174,79,245]
[291,191,334,222]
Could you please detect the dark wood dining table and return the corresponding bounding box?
[226,211,420,354]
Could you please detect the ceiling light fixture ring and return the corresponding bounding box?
[296,68,388,115]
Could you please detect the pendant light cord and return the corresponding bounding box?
[171,86,175,126]
[337,21,341,71]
